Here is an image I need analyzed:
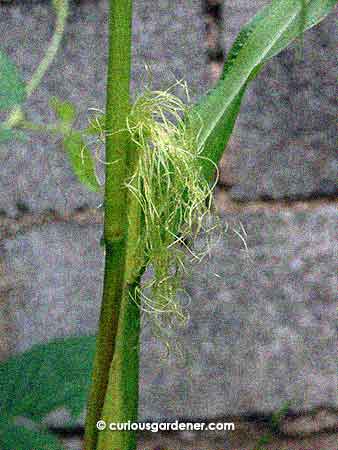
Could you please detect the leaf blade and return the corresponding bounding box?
[49,96,77,127]
[0,48,26,111]
[63,131,101,192]
[0,422,65,450]
[0,126,27,144]
[188,0,336,181]
[0,335,96,423]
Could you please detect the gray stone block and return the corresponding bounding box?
[139,204,337,418]
[0,0,210,217]
[0,220,103,353]
[219,1,337,200]
[1,204,336,420]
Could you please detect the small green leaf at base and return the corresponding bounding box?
[0,335,96,423]
[0,126,27,144]
[0,423,65,450]
[63,131,101,192]
[0,48,26,111]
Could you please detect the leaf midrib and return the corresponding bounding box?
[196,2,301,149]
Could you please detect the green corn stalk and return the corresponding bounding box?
[83,1,139,449]
[83,1,336,450]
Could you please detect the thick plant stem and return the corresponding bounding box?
[84,244,128,450]
[97,278,142,450]
[84,1,134,449]
[95,109,145,450]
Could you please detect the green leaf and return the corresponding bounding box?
[188,0,336,182]
[0,335,96,423]
[254,432,273,450]
[63,131,101,191]
[53,0,63,11]
[0,126,27,144]
[49,96,77,127]
[0,48,26,111]
[0,422,65,450]
[270,400,291,432]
